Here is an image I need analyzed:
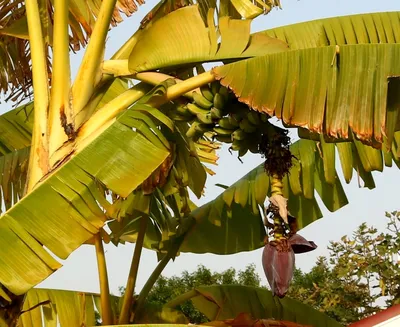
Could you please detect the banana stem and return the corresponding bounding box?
[132,237,182,322]
[119,215,148,324]
[25,0,50,193]
[270,174,286,240]
[147,71,215,108]
[94,233,113,325]
[48,0,73,163]
[271,175,283,196]
[72,0,118,128]
[273,215,285,240]
[164,289,198,309]
[101,62,201,100]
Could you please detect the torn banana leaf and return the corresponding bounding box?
[165,285,342,327]
[0,92,173,295]
[213,43,400,147]
[128,6,288,73]
[180,132,400,255]
[17,288,187,326]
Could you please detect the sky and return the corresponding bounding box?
[36,0,400,295]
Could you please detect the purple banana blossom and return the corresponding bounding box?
[262,234,317,298]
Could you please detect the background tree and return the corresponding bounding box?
[119,264,261,324]
[288,211,400,325]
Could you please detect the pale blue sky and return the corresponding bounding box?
[37,0,400,295]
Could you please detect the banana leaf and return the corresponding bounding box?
[106,130,399,255]
[16,288,187,326]
[140,0,281,29]
[165,285,343,326]
[0,77,128,210]
[0,86,173,296]
[214,43,400,146]
[179,132,400,255]
[258,11,400,49]
[165,285,342,327]
[128,6,288,73]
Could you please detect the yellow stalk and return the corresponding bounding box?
[75,83,151,149]
[102,60,131,76]
[147,71,215,107]
[25,0,50,193]
[271,175,283,196]
[94,233,113,325]
[164,71,215,99]
[48,0,73,163]
[119,215,148,324]
[72,0,118,128]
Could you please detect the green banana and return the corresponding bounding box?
[213,93,225,110]
[218,117,237,130]
[249,142,259,154]
[200,85,214,102]
[186,121,214,138]
[231,104,249,120]
[213,134,233,143]
[210,107,223,120]
[239,117,257,133]
[260,113,269,123]
[231,129,248,141]
[230,139,249,157]
[247,111,260,125]
[193,92,213,109]
[197,112,214,125]
[176,104,194,117]
[186,121,201,138]
[195,123,214,135]
[170,112,193,122]
[238,146,249,157]
[228,115,240,128]
[187,103,210,116]
[213,126,234,136]
[210,81,220,96]
[219,86,230,102]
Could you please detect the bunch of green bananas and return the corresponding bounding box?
[169,81,272,159]
[169,81,231,140]
[213,102,270,158]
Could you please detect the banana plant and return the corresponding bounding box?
[0,0,399,325]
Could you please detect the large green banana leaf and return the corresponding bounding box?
[107,130,400,255]
[0,78,128,211]
[258,11,400,49]
[127,6,288,73]
[166,285,342,326]
[179,133,400,254]
[18,288,104,327]
[0,78,127,156]
[17,288,187,326]
[213,11,400,146]
[0,86,174,296]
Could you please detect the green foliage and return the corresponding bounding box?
[120,264,261,324]
[287,211,400,325]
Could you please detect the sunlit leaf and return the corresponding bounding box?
[128,6,288,73]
